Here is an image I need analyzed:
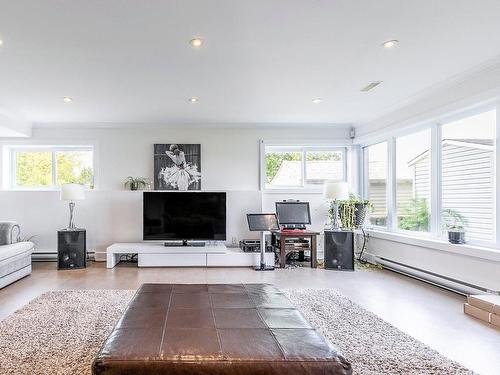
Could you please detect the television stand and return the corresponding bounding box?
[164,240,205,247]
[105,242,274,268]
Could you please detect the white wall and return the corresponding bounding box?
[0,125,350,259]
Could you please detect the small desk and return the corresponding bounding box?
[271,231,320,268]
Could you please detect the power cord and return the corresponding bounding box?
[119,254,138,263]
[357,227,368,264]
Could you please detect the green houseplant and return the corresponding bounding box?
[333,193,372,230]
[124,177,150,191]
[442,209,467,244]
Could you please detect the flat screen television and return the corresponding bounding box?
[275,201,311,225]
[143,192,226,241]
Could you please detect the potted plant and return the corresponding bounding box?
[124,177,151,191]
[442,209,467,244]
[336,193,372,230]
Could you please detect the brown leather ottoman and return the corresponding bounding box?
[92,283,352,375]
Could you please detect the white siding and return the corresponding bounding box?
[368,180,387,225]
[368,180,413,226]
[414,153,431,203]
[441,143,494,241]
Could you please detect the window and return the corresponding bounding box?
[365,142,387,226]
[263,145,345,190]
[441,110,496,242]
[9,146,94,189]
[396,129,431,232]
[362,106,497,247]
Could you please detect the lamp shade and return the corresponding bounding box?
[323,181,349,200]
[60,183,85,201]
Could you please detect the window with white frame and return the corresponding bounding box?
[7,146,94,189]
[362,106,497,246]
[263,145,346,189]
[364,142,388,226]
[441,110,496,242]
[396,129,431,232]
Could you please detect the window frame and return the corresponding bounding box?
[4,144,96,191]
[260,140,348,192]
[360,103,498,248]
[363,141,389,229]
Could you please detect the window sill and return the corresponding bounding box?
[1,188,96,192]
[367,229,500,262]
[262,188,324,194]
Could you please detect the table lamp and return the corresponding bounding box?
[323,181,349,230]
[61,183,85,230]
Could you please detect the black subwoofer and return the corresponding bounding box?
[324,230,354,271]
[58,229,86,269]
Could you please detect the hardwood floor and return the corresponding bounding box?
[1,261,499,375]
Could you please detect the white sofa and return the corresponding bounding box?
[0,222,34,289]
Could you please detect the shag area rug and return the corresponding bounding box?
[0,289,472,375]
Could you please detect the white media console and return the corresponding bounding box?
[106,242,274,268]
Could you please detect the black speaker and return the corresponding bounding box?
[58,229,86,269]
[324,230,354,271]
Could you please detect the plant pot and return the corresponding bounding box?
[448,230,465,244]
[130,182,138,191]
[354,203,368,228]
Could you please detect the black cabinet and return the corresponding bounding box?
[58,229,86,269]
[324,230,354,271]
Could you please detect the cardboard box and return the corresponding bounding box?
[464,303,491,323]
[468,294,500,314]
[491,313,500,329]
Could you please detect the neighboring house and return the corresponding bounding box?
[409,139,494,241]
[269,160,343,186]
[366,161,412,226]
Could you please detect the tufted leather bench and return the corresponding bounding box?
[92,283,352,375]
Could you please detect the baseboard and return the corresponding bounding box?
[366,252,497,295]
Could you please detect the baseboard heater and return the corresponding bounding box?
[368,254,499,296]
[32,251,95,262]
[32,252,57,262]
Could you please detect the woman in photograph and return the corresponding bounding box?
[159,144,201,191]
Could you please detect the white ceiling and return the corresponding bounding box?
[1,0,500,127]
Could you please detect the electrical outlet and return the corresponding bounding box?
[231,237,238,245]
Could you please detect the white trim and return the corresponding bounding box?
[495,100,500,244]
[34,122,354,130]
[387,138,396,231]
[355,101,498,146]
[430,123,442,237]
[367,229,500,262]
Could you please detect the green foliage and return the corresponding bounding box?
[305,151,342,161]
[332,193,372,229]
[16,151,93,187]
[398,198,430,232]
[56,152,93,186]
[16,152,52,186]
[265,152,301,183]
[442,209,467,231]
[124,176,150,190]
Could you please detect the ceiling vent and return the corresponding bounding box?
[361,81,383,92]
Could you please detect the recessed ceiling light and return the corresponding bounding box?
[188,97,199,103]
[382,40,399,48]
[0,39,3,46]
[312,98,323,104]
[189,38,203,48]
[63,96,73,103]
[361,81,383,92]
